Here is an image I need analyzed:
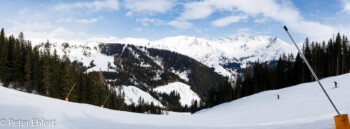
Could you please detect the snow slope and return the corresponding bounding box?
[116,85,163,107]
[36,42,116,72]
[1,73,350,128]
[154,82,201,106]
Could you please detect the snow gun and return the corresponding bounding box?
[284,26,350,129]
[65,83,76,102]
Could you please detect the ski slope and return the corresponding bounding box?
[1,74,350,129]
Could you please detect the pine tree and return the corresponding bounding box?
[0,28,4,53]
[303,38,312,82]
[206,87,216,108]
[293,53,304,84]
[25,44,33,93]
[42,46,51,95]
[335,33,342,75]
[32,47,43,94]
[341,35,348,73]
[0,31,10,86]
[234,72,242,99]
[12,38,24,88]
[49,50,62,98]
[327,39,335,76]
[61,58,76,100]
[276,56,286,88]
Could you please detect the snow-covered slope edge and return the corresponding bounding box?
[116,85,163,107]
[154,82,201,107]
[1,73,350,129]
[194,73,350,128]
[36,42,116,72]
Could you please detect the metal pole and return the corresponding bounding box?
[102,92,112,107]
[119,102,125,110]
[283,26,341,116]
[66,83,77,99]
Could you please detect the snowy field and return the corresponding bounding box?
[1,74,350,129]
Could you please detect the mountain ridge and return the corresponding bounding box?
[115,34,298,77]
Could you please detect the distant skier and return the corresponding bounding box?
[277,94,280,100]
[334,81,338,88]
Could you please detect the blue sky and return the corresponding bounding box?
[0,0,349,43]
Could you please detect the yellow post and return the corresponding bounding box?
[101,105,104,108]
[65,98,68,101]
[334,114,350,129]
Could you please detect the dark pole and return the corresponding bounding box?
[283,26,341,116]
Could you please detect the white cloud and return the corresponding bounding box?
[55,0,119,12]
[76,18,99,24]
[288,21,336,40]
[125,11,133,16]
[10,21,56,32]
[237,28,250,33]
[86,36,120,43]
[340,2,350,14]
[178,0,337,41]
[179,1,213,20]
[7,21,118,44]
[168,20,193,29]
[57,17,103,24]
[211,15,248,27]
[19,8,29,15]
[136,18,165,26]
[132,28,143,31]
[123,0,175,15]
[254,16,270,23]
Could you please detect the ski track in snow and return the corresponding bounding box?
[1,73,350,129]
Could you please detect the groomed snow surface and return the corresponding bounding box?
[1,74,350,129]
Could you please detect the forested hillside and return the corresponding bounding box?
[207,33,350,108]
[99,43,223,97]
[0,28,130,111]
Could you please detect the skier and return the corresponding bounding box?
[277,94,280,100]
[334,81,338,88]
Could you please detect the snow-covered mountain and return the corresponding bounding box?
[1,73,349,129]
[33,34,297,108]
[117,34,298,77]
[35,42,219,107]
[36,34,297,78]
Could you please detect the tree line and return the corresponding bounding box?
[0,29,129,111]
[206,33,350,108]
[0,29,189,114]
